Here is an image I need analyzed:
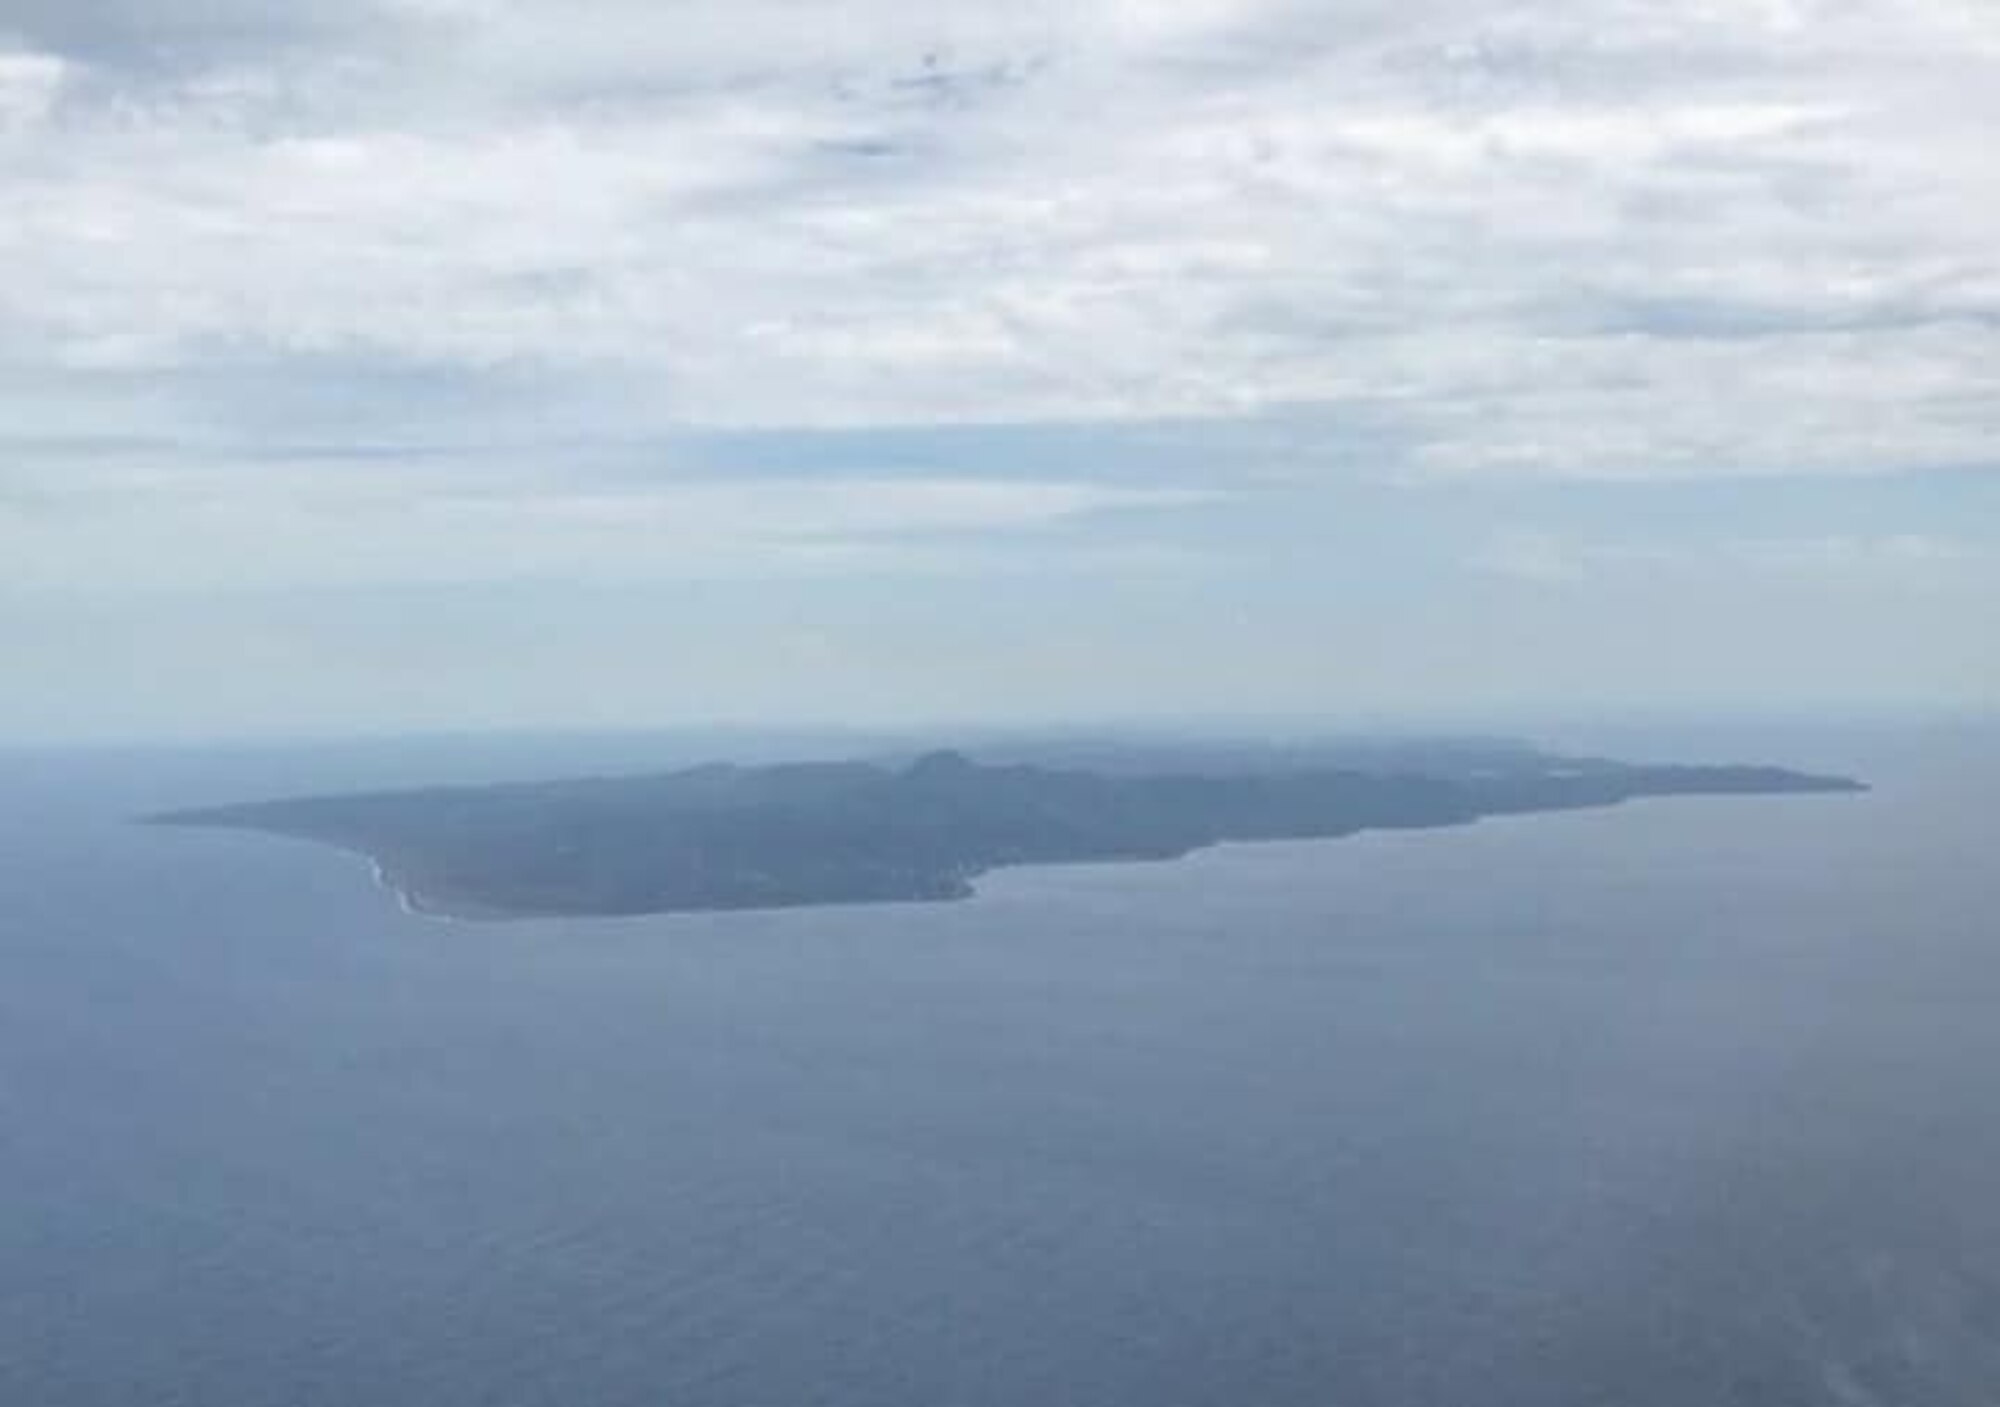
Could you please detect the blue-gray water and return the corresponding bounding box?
[3,725,1997,1406]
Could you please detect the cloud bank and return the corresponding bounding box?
[2,1,1995,735]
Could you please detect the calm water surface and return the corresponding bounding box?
[3,726,1997,1405]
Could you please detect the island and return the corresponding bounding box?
[145,740,1866,919]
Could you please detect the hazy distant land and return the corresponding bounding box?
[147,740,1865,919]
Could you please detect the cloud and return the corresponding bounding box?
[0,455,1217,590]
[0,0,1996,493]
[1468,529,1589,582]
[1471,526,1981,585]
[1727,532,1976,574]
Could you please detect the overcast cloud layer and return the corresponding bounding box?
[2,0,1995,736]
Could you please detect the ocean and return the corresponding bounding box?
[3,723,1996,1406]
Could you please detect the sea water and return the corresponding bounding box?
[3,725,1996,1406]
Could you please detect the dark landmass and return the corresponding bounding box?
[145,740,1866,919]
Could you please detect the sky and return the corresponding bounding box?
[1,0,1995,741]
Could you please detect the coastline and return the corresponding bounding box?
[369,857,447,923]
[315,786,1862,923]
